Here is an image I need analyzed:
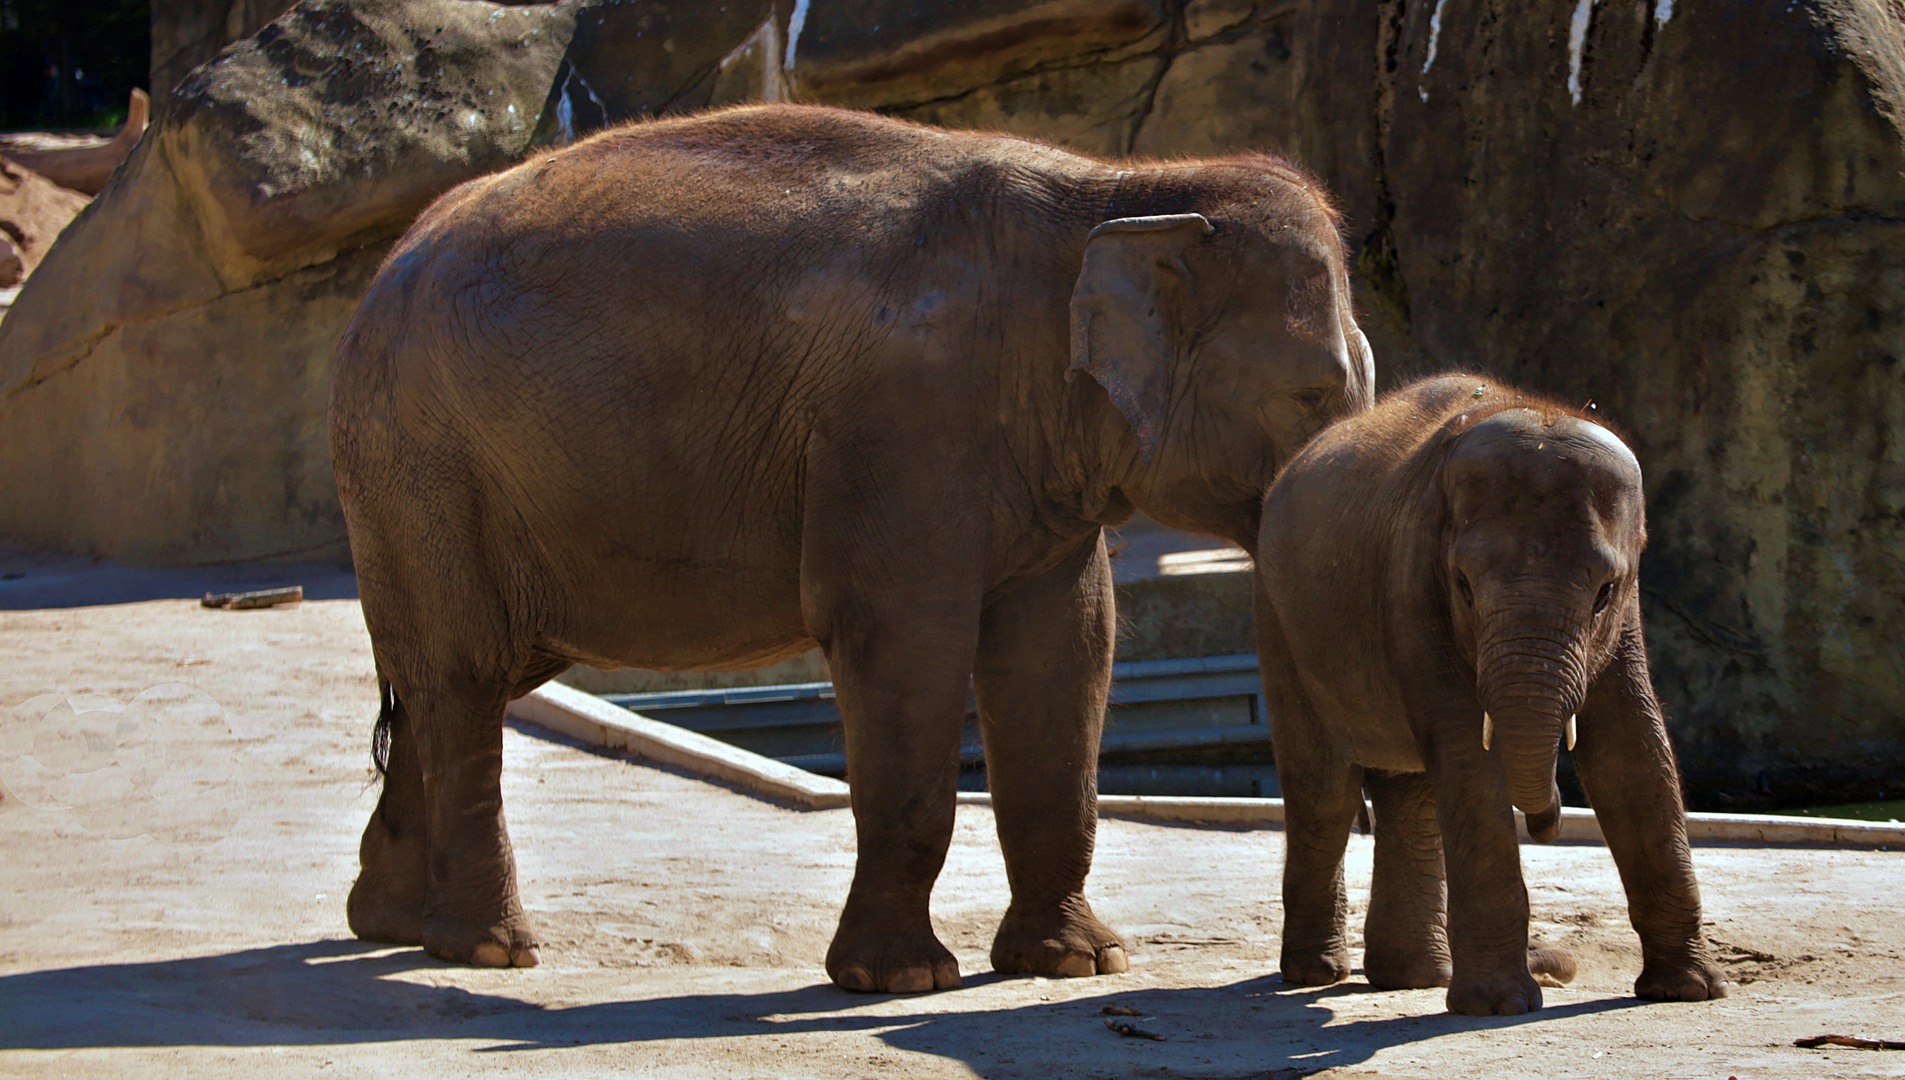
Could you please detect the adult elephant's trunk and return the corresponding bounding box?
[1475,611,1589,830]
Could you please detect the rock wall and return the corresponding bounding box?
[1263,0,1905,809]
[1,0,1900,804]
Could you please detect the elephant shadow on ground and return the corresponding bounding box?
[0,938,1645,1074]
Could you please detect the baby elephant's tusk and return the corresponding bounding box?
[1482,712,1493,751]
[1567,714,1578,751]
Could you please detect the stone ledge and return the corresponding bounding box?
[509,681,851,810]
[511,683,1905,847]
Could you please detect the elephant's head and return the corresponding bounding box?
[1068,174,1374,544]
[1439,403,1646,839]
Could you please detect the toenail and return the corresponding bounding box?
[1054,952,1096,978]
[470,942,511,967]
[888,968,934,994]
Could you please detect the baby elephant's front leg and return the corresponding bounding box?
[1574,622,1726,1002]
[1429,739,1543,1016]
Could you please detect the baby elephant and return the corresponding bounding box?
[1254,375,1727,1015]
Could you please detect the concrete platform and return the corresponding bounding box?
[3,592,1904,1079]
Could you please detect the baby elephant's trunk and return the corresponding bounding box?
[1478,621,1587,838]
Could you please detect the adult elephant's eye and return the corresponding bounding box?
[1456,573,1475,607]
[1593,581,1614,616]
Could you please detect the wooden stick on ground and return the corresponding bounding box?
[201,586,303,610]
[1794,1035,1905,1051]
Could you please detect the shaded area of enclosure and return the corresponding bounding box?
[0,935,1641,1073]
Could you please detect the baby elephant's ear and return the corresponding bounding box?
[1068,213,1215,462]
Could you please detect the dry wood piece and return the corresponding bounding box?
[0,89,148,195]
[1101,1005,1144,1016]
[202,586,303,610]
[1794,1034,1905,1051]
[1104,1018,1167,1041]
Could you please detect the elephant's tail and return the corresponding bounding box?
[370,674,398,777]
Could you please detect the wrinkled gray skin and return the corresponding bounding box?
[328,104,1372,992]
[1255,376,1726,1016]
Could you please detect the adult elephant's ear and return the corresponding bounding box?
[1068,213,1215,462]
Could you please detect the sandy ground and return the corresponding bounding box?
[2,578,1903,1079]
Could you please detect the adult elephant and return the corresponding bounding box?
[330,104,1372,993]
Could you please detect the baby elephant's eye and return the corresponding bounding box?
[1456,573,1475,608]
[1593,581,1615,616]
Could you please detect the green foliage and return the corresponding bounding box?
[0,0,150,131]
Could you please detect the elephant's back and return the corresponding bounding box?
[1258,377,1483,599]
[413,105,1078,281]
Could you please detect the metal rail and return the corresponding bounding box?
[600,652,1271,775]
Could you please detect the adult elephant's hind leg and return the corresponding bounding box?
[408,666,540,968]
[347,678,427,946]
[817,594,976,994]
[976,535,1127,980]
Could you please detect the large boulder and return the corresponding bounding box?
[151,0,300,110]
[1,0,1900,805]
[0,157,90,288]
[0,0,578,563]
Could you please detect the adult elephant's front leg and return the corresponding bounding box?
[975,533,1127,979]
[1574,616,1726,1002]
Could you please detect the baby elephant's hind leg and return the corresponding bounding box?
[1363,769,1452,989]
[1260,611,1362,986]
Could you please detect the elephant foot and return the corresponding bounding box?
[1528,946,1577,986]
[991,895,1128,979]
[346,871,425,946]
[347,806,426,946]
[422,909,541,968]
[826,913,960,994]
[1364,948,1452,990]
[1280,945,1352,987]
[1447,968,1543,1016]
[1635,956,1728,1001]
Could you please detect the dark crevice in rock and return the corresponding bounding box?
[1359,0,1411,328]
[1641,586,1771,665]
[1669,208,1905,233]
[858,32,1179,115]
[1124,2,1187,154]
[1636,0,1659,74]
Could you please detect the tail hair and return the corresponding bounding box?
[370,675,396,776]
